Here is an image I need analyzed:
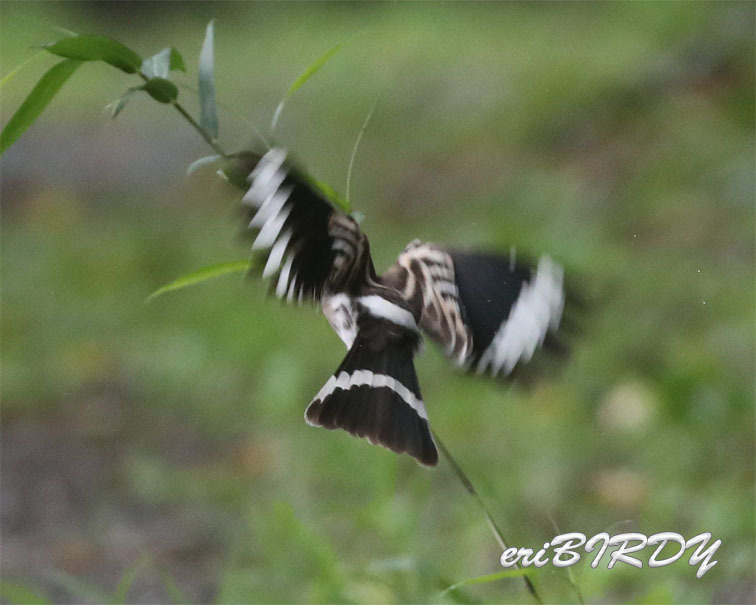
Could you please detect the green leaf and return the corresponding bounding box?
[141,47,169,79]
[45,34,142,74]
[106,87,138,119]
[198,20,219,140]
[270,100,286,132]
[169,47,186,72]
[0,580,52,605]
[271,41,344,131]
[50,570,110,604]
[146,260,249,302]
[140,77,178,104]
[310,177,351,213]
[0,58,82,155]
[52,26,79,38]
[286,42,344,98]
[0,50,47,89]
[141,46,186,79]
[218,151,260,190]
[441,568,536,597]
[346,100,378,202]
[187,154,221,174]
[112,554,151,604]
[157,569,189,605]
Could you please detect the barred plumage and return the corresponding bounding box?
[242,148,570,466]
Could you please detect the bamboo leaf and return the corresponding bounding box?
[270,100,286,132]
[142,47,170,78]
[271,41,344,131]
[157,569,189,605]
[45,34,142,73]
[311,178,350,213]
[141,46,186,79]
[346,99,378,202]
[112,554,151,604]
[0,50,47,89]
[0,58,82,155]
[286,42,344,99]
[169,47,186,72]
[105,87,138,119]
[441,568,537,597]
[187,154,221,174]
[52,26,79,37]
[282,164,350,212]
[146,260,249,302]
[140,77,178,104]
[0,581,52,605]
[198,19,219,139]
[50,570,110,604]
[219,151,260,190]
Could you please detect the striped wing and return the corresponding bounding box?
[393,241,565,377]
[305,302,438,466]
[391,241,473,366]
[241,148,373,303]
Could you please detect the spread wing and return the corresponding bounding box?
[391,241,565,377]
[241,148,374,303]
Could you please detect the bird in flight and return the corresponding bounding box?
[241,148,567,467]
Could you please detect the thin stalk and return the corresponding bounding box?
[547,511,585,604]
[171,100,227,157]
[177,81,270,149]
[138,71,228,158]
[345,99,378,203]
[433,431,543,604]
[0,50,47,88]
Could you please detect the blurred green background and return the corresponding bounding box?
[1,2,754,603]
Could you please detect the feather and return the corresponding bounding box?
[305,316,437,466]
[239,149,574,467]
[242,148,377,304]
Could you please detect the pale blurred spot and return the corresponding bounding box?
[530,383,571,421]
[59,338,120,397]
[19,186,82,231]
[591,468,648,511]
[234,437,276,477]
[346,580,396,604]
[55,538,98,574]
[597,380,656,433]
[72,393,126,439]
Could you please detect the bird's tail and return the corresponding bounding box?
[305,328,438,466]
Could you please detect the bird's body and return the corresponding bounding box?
[241,148,567,466]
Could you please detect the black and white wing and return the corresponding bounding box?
[305,307,438,466]
[241,148,375,303]
[392,241,565,377]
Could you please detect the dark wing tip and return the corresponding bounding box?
[241,148,337,304]
[241,147,373,303]
[305,385,438,467]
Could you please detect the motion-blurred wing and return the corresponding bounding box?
[391,242,473,366]
[395,241,565,377]
[241,148,373,303]
[305,304,438,466]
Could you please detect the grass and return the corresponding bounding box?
[1,2,754,603]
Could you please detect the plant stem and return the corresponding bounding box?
[176,82,270,149]
[138,71,227,158]
[433,431,543,605]
[346,99,378,203]
[171,100,227,158]
[547,511,585,604]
